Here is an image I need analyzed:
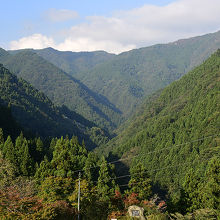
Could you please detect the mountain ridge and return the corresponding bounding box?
[0,49,122,132]
[35,30,220,119]
[98,50,220,192]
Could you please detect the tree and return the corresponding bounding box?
[201,157,220,210]
[3,136,16,167]
[83,152,99,184]
[97,156,117,202]
[0,151,16,188]
[38,176,74,203]
[129,163,152,200]
[35,137,44,162]
[34,156,53,181]
[20,139,33,176]
[183,168,204,212]
[15,133,33,176]
[51,136,87,178]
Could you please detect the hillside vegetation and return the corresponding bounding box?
[0,42,219,219]
[0,49,122,132]
[67,31,220,118]
[35,47,115,75]
[99,49,220,204]
[0,64,110,149]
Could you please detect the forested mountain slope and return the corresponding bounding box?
[67,30,220,118]
[35,47,115,75]
[0,64,109,149]
[0,49,122,131]
[0,104,22,139]
[101,50,220,196]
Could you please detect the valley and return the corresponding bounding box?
[0,31,219,219]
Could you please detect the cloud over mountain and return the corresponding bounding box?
[10,0,220,54]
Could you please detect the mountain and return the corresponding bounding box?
[0,49,122,132]
[35,47,115,75]
[39,31,220,119]
[98,50,220,193]
[0,64,110,149]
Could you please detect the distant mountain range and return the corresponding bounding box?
[0,30,220,136]
[0,49,122,132]
[33,31,220,119]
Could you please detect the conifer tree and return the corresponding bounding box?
[202,157,220,210]
[129,163,152,200]
[20,138,33,176]
[183,168,203,212]
[84,152,99,184]
[15,133,33,175]
[3,136,16,167]
[97,156,116,202]
[15,132,24,168]
[35,156,53,181]
[35,137,44,161]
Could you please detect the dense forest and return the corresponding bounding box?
[36,30,220,119]
[0,49,122,132]
[0,34,219,219]
[97,49,220,217]
[0,64,110,149]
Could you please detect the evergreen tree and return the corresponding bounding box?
[3,136,16,167]
[202,157,220,210]
[35,137,44,162]
[20,138,33,176]
[183,169,203,212]
[15,133,33,175]
[15,132,24,169]
[35,156,53,181]
[129,163,152,200]
[83,152,99,184]
[97,156,116,202]
[51,136,87,178]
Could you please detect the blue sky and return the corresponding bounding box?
[1,0,220,53]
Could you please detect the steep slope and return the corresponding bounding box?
[34,47,115,75]
[68,30,220,118]
[0,64,109,149]
[0,49,122,131]
[100,50,220,191]
[0,104,22,139]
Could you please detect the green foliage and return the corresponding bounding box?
[97,156,117,202]
[100,50,220,213]
[51,136,88,178]
[38,176,74,203]
[0,49,122,132]
[83,151,99,184]
[0,151,16,188]
[35,47,115,76]
[129,163,152,200]
[0,64,110,149]
[182,157,220,213]
[58,30,220,119]
[203,157,220,210]
[171,208,218,219]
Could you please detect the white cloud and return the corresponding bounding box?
[44,8,78,22]
[56,37,136,54]
[10,34,55,50]
[9,0,220,54]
